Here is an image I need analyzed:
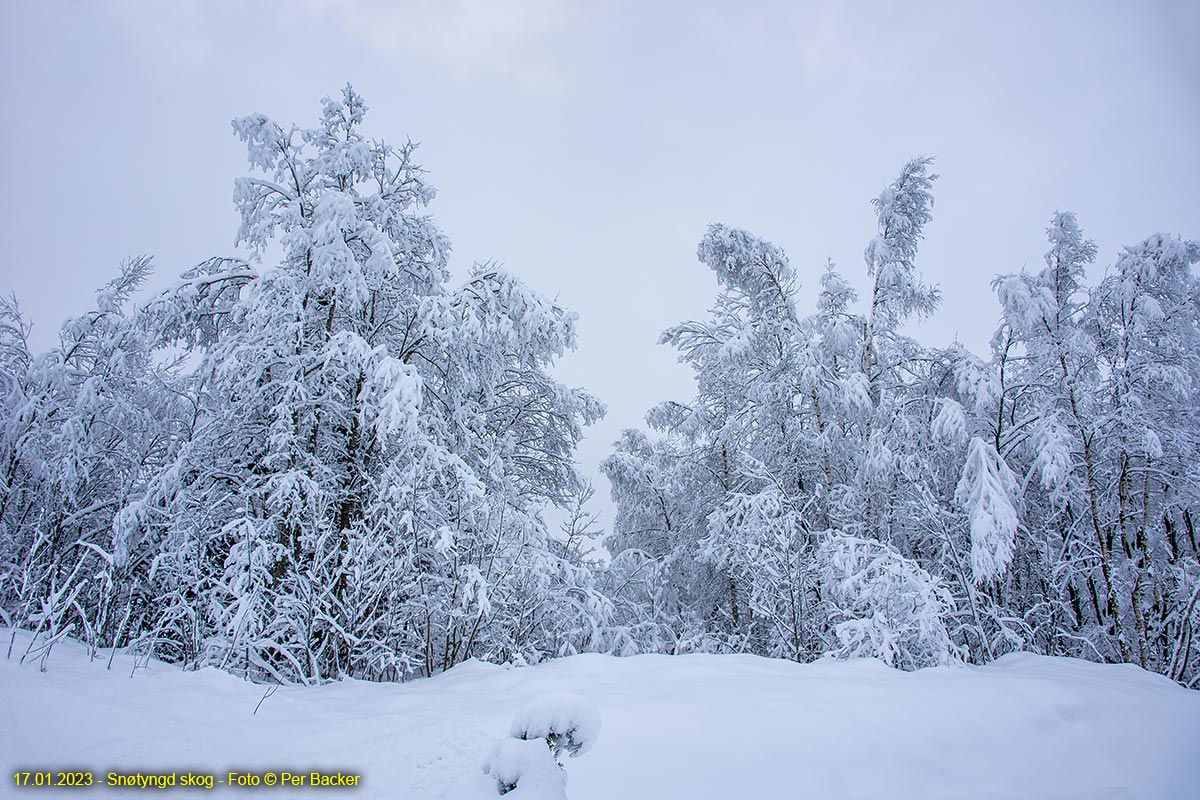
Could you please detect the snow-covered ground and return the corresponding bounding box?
[2,632,1198,799]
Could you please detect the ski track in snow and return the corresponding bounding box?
[2,633,1198,799]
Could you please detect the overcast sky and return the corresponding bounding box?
[2,0,1197,530]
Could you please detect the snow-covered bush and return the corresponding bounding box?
[818,534,958,669]
[445,693,600,799]
[510,692,601,760]
[443,737,566,800]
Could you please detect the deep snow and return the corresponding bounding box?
[2,632,1198,799]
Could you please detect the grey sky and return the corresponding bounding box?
[2,0,1197,531]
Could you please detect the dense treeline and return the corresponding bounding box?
[2,90,1197,687]
[602,158,1200,686]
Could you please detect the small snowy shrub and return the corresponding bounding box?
[510,692,601,760]
[442,737,566,800]
[483,738,567,798]
[820,533,958,669]
[444,693,601,799]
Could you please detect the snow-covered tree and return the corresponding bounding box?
[1087,234,1200,674]
[2,86,607,682]
[0,258,185,665]
[603,162,1200,685]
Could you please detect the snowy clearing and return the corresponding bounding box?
[2,632,1197,799]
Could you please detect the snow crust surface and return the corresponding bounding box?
[2,633,1198,799]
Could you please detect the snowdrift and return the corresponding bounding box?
[2,632,1198,799]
